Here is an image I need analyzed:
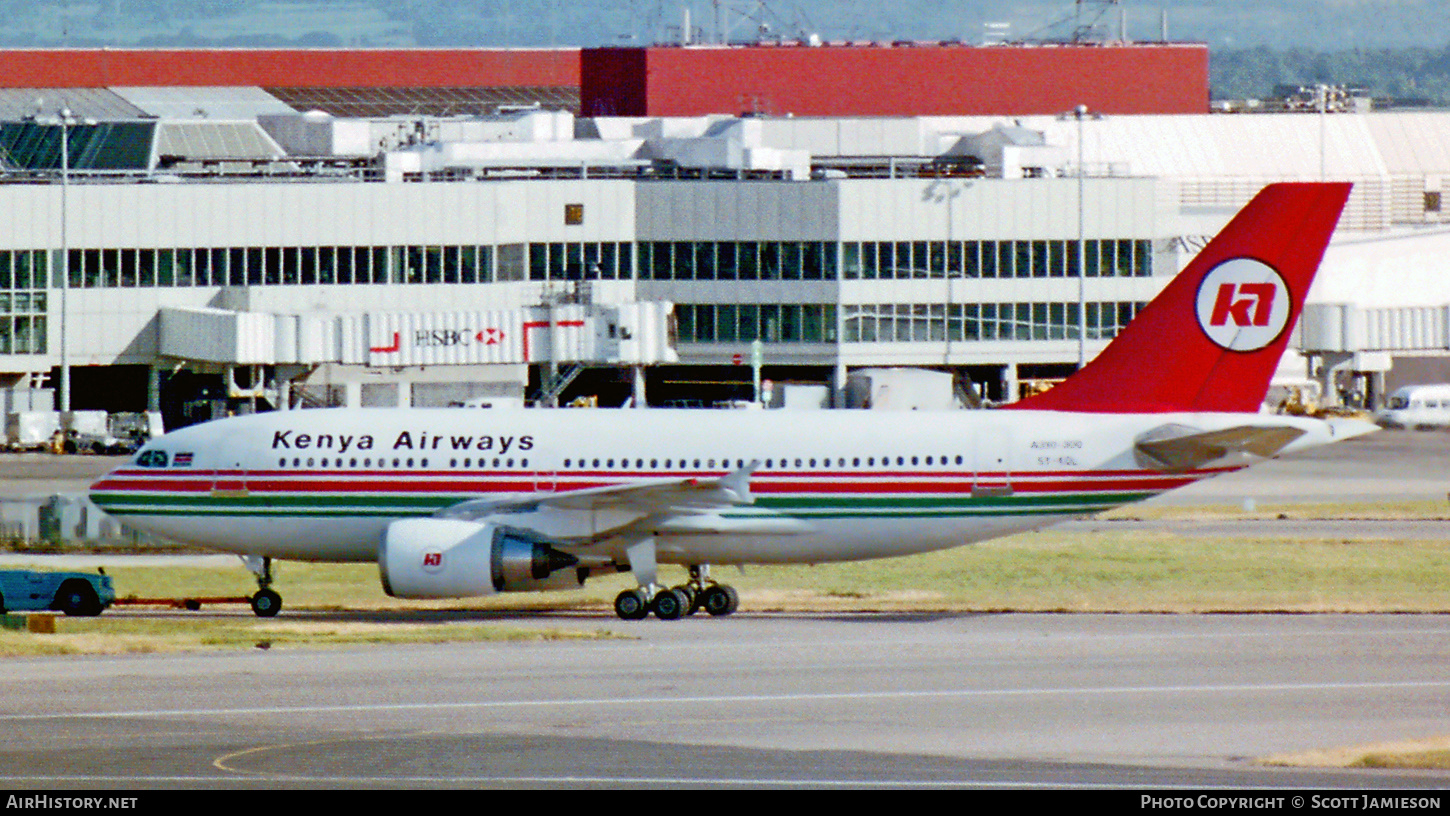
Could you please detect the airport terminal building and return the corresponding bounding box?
[0,45,1448,425]
[0,105,1173,423]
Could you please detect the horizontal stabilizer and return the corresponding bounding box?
[1134,424,1306,473]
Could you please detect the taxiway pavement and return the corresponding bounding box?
[1,613,1448,788]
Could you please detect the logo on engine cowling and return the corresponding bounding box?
[1194,258,1292,352]
[421,550,444,573]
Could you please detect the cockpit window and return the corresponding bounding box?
[136,450,169,468]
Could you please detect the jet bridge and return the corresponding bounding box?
[156,301,677,410]
[1298,302,1450,407]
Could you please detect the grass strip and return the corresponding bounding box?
[0,616,622,657]
[1263,737,1450,770]
[8,524,1450,617]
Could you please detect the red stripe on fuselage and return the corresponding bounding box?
[94,466,1228,496]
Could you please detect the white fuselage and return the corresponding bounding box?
[90,407,1349,565]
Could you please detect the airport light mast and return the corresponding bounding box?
[33,104,94,414]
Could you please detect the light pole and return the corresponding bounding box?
[59,110,70,414]
[1063,104,1106,369]
[927,178,967,364]
[1316,84,1328,181]
[1074,104,1088,370]
[34,106,91,413]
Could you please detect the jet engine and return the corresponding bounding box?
[379,518,581,599]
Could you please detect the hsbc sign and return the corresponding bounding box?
[411,328,506,348]
[1194,258,1292,352]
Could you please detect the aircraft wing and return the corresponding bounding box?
[1134,424,1307,473]
[432,461,811,542]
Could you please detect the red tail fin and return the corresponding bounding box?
[1009,182,1351,414]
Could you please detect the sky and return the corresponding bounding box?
[7,1,1444,51]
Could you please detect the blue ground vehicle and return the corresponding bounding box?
[0,569,114,616]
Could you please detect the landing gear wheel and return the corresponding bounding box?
[613,588,650,621]
[672,584,700,616]
[701,584,739,617]
[651,588,689,620]
[243,556,282,618]
[250,589,282,618]
[56,581,102,617]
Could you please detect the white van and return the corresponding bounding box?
[1376,384,1450,430]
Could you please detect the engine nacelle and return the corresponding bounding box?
[379,518,581,599]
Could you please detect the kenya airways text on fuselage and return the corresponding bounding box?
[269,428,535,455]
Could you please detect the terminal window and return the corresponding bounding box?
[840,301,1144,343]
[675,303,837,344]
[62,245,505,287]
[0,250,47,354]
[842,239,1152,279]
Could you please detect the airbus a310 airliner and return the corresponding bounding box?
[91,182,1371,620]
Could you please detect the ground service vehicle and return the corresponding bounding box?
[0,569,114,616]
[1376,384,1450,430]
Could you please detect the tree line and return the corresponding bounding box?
[1212,45,1450,107]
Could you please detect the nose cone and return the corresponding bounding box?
[86,459,132,515]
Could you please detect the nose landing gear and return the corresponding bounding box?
[242,555,283,618]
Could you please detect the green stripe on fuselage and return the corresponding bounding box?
[90,488,1155,519]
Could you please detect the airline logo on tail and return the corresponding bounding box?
[1195,258,1291,352]
[1009,182,1349,413]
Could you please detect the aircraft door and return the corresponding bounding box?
[972,422,1013,498]
[210,459,251,498]
[533,459,556,494]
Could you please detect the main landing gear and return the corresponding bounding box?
[242,555,282,618]
[613,563,739,622]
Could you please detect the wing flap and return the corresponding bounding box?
[432,462,806,542]
[438,463,756,519]
[655,511,815,536]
